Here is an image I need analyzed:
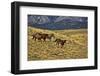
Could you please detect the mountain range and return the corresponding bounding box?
[28,15,88,30]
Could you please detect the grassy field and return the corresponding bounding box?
[28,26,88,61]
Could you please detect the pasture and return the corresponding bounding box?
[28,26,88,61]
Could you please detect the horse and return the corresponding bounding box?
[54,38,66,48]
[32,33,42,41]
[40,33,48,41]
[46,34,55,41]
[32,32,55,41]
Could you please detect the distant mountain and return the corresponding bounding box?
[28,15,50,24]
[28,15,88,30]
[55,16,87,23]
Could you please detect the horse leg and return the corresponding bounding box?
[38,38,41,41]
[32,36,34,39]
[49,37,51,41]
[61,44,64,48]
[61,45,63,48]
[43,38,46,41]
[34,37,36,41]
[57,43,59,48]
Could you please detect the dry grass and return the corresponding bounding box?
[28,26,88,61]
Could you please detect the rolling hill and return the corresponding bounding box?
[28,26,88,61]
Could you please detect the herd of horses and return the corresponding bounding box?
[32,32,67,48]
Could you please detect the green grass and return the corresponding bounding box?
[28,26,88,61]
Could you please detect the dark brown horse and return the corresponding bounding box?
[32,33,42,41]
[54,39,66,48]
[32,33,55,41]
[40,33,48,41]
[46,34,55,41]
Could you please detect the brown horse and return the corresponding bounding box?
[54,39,66,48]
[32,33,42,41]
[46,34,55,41]
[32,33,55,41]
[40,33,48,41]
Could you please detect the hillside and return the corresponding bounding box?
[28,26,88,61]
